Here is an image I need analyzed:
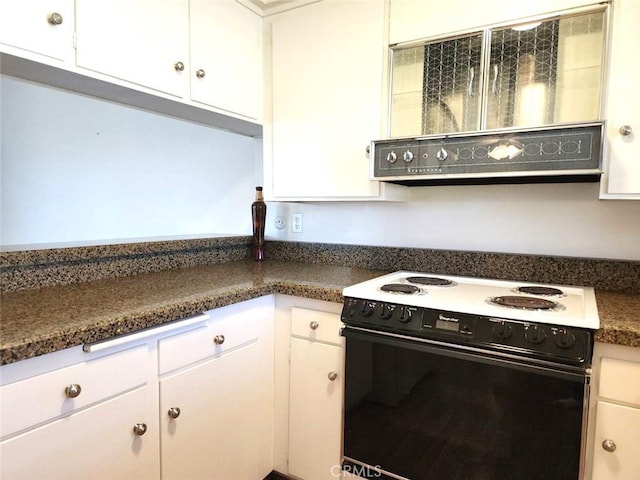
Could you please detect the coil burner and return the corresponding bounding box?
[380,283,421,294]
[405,276,457,287]
[488,295,565,311]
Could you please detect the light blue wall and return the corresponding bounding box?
[1,76,259,248]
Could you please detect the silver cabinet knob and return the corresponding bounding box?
[309,321,319,330]
[168,407,181,419]
[403,150,414,162]
[213,335,225,345]
[328,371,338,381]
[602,439,617,452]
[196,69,206,79]
[174,61,185,72]
[133,423,148,436]
[386,151,397,164]
[64,384,81,398]
[48,12,63,25]
[619,125,632,136]
[365,145,370,157]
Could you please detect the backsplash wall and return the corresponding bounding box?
[265,183,640,261]
[1,76,259,248]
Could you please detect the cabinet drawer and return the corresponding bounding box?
[599,357,640,406]
[159,312,258,375]
[0,345,148,438]
[291,307,343,345]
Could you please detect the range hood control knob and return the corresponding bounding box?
[386,151,398,163]
[436,148,449,162]
[403,150,414,163]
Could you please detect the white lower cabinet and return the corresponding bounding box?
[587,342,640,480]
[273,296,345,480]
[289,337,344,480]
[0,386,159,480]
[0,295,274,480]
[158,297,274,480]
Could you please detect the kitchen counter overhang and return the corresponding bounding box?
[1,259,639,365]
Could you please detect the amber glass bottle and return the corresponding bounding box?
[251,186,266,261]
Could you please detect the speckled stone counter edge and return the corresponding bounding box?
[1,236,253,293]
[266,241,640,293]
[0,281,342,365]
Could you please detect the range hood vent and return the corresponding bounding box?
[371,122,603,186]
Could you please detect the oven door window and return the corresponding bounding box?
[343,331,587,480]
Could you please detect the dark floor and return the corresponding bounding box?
[263,472,291,480]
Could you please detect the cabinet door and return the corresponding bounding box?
[0,0,74,63]
[600,0,640,199]
[0,386,159,480]
[289,337,344,480]
[592,401,640,480]
[160,342,273,480]
[270,0,395,199]
[75,0,189,97]
[190,0,262,120]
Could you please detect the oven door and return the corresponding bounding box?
[342,327,590,480]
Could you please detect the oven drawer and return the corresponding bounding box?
[291,307,343,345]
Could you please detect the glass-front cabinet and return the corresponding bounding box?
[389,6,607,137]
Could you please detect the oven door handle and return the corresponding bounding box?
[341,326,589,383]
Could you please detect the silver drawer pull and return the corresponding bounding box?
[168,407,181,419]
[309,321,319,330]
[328,371,338,381]
[602,439,616,452]
[133,423,148,436]
[196,69,206,79]
[64,384,82,398]
[48,12,63,25]
[213,335,225,345]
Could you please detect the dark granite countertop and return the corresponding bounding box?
[1,260,638,365]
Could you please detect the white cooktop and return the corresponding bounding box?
[343,271,600,330]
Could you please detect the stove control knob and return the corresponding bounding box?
[554,329,576,349]
[386,151,398,163]
[493,321,513,340]
[399,307,412,324]
[403,150,414,163]
[345,299,358,317]
[360,301,374,317]
[379,303,393,320]
[525,325,546,344]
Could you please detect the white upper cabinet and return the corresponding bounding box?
[2,0,262,134]
[600,0,640,199]
[190,0,262,121]
[75,0,261,121]
[0,0,75,63]
[389,0,602,44]
[266,0,404,200]
[75,0,190,98]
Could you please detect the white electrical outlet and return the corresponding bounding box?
[274,216,287,230]
[292,213,303,233]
